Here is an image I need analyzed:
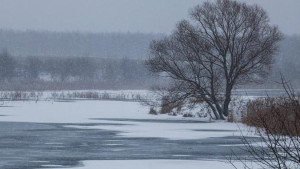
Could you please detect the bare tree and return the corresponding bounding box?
[146,0,282,120]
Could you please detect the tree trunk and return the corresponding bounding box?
[205,99,221,120]
[222,85,233,117]
[215,103,225,120]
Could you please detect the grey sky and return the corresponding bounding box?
[0,0,299,35]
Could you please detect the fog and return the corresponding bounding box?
[0,0,299,90]
[0,0,299,35]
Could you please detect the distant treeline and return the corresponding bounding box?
[0,29,162,59]
[0,51,158,90]
[0,29,299,90]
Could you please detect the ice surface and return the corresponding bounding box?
[65,120,242,140]
[0,99,254,169]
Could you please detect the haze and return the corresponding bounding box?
[0,0,299,35]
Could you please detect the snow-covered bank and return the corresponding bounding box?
[0,99,213,124]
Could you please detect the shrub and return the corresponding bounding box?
[149,107,158,115]
[231,80,300,169]
[242,96,300,136]
[183,113,193,117]
[227,111,234,122]
[159,96,183,114]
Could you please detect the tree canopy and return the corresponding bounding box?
[146,0,282,120]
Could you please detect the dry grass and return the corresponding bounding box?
[242,96,300,136]
[159,96,183,114]
[148,107,158,115]
[0,91,149,102]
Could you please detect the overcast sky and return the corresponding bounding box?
[0,0,299,35]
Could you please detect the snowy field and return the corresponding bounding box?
[0,96,258,169]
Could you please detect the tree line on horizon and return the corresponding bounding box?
[0,29,299,90]
[0,51,158,90]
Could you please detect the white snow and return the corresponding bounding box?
[41,164,63,167]
[0,100,148,123]
[0,100,248,140]
[65,120,243,140]
[0,99,209,124]
[44,160,252,169]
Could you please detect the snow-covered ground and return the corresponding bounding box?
[0,100,149,123]
[44,160,252,169]
[0,99,254,169]
[0,100,247,140]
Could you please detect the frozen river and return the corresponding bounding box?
[0,100,259,169]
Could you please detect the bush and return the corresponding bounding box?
[231,80,300,169]
[227,111,235,122]
[242,96,300,136]
[149,107,158,115]
[183,113,193,117]
[159,96,183,114]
